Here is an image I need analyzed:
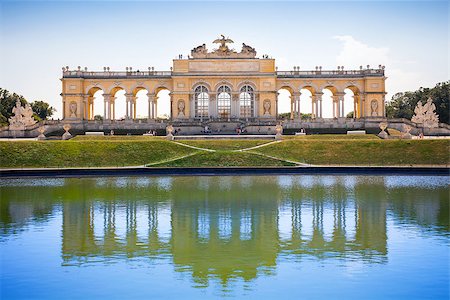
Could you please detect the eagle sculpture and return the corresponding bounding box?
[213,35,234,53]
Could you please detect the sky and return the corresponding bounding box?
[0,0,448,119]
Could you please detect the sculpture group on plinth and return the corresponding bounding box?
[191,35,257,59]
[8,100,37,130]
[411,98,439,132]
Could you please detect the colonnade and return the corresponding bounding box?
[85,92,159,120]
[288,91,365,119]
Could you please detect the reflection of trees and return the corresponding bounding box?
[0,175,448,285]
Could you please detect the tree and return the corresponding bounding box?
[0,88,27,125]
[94,115,103,121]
[346,111,354,118]
[31,101,55,120]
[0,88,55,125]
[385,81,449,124]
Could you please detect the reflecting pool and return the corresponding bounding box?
[0,175,448,299]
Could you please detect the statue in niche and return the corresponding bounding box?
[263,100,271,116]
[371,100,378,117]
[69,101,77,118]
[177,100,185,118]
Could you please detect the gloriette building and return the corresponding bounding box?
[61,36,386,125]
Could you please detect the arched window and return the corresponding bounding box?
[239,85,254,118]
[194,85,209,118]
[217,85,231,119]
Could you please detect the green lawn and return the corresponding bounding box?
[153,151,295,167]
[254,139,450,165]
[175,139,271,150]
[0,135,448,168]
[282,134,381,140]
[0,139,197,168]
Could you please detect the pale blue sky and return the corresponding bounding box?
[0,1,448,118]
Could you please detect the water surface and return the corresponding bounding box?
[1,175,448,299]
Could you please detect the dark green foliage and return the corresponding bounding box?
[31,100,55,120]
[386,81,449,124]
[0,88,55,125]
[0,88,27,126]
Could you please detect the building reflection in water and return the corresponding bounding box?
[0,175,448,287]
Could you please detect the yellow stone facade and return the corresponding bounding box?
[61,37,386,121]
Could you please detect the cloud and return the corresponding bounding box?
[334,35,420,99]
[333,35,389,68]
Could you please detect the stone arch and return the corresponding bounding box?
[154,87,171,119]
[299,82,320,94]
[277,86,294,119]
[276,83,296,94]
[214,80,234,91]
[106,84,126,95]
[344,85,361,118]
[86,86,104,120]
[320,85,338,118]
[130,83,151,97]
[85,84,105,96]
[153,85,171,95]
[299,86,315,118]
[236,80,257,91]
[192,81,212,92]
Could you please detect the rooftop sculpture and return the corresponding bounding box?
[191,35,257,59]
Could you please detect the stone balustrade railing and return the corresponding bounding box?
[276,68,385,78]
[62,70,172,79]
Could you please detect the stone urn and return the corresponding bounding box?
[402,124,412,139]
[275,123,283,140]
[378,122,388,139]
[62,124,72,140]
[37,126,46,140]
[166,124,174,141]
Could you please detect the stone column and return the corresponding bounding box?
[289,95,295,120]
[82,94,88,120]
[315,93,323,119]
[154,96,158,119]
[133,97,137,120]
[254,94,259,118]
[335,93,344,118]
[62,95,66,120]
[109,96,115,120]
[382,94,386,117]
[332,95,337,118]
[292,92,301,119]
[147,93,154,120]
[103,94,110,120]
[360,93,365,117]
[125,94,133,119]
[311,95,315,119]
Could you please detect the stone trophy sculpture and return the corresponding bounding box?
[411,98,439,135]
[9,100,37,130]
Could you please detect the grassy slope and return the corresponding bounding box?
[0,135,448,168]
[255,139,450,165]
[154,151,295,167]
[176,139,270,150]
[0,140,197,168]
